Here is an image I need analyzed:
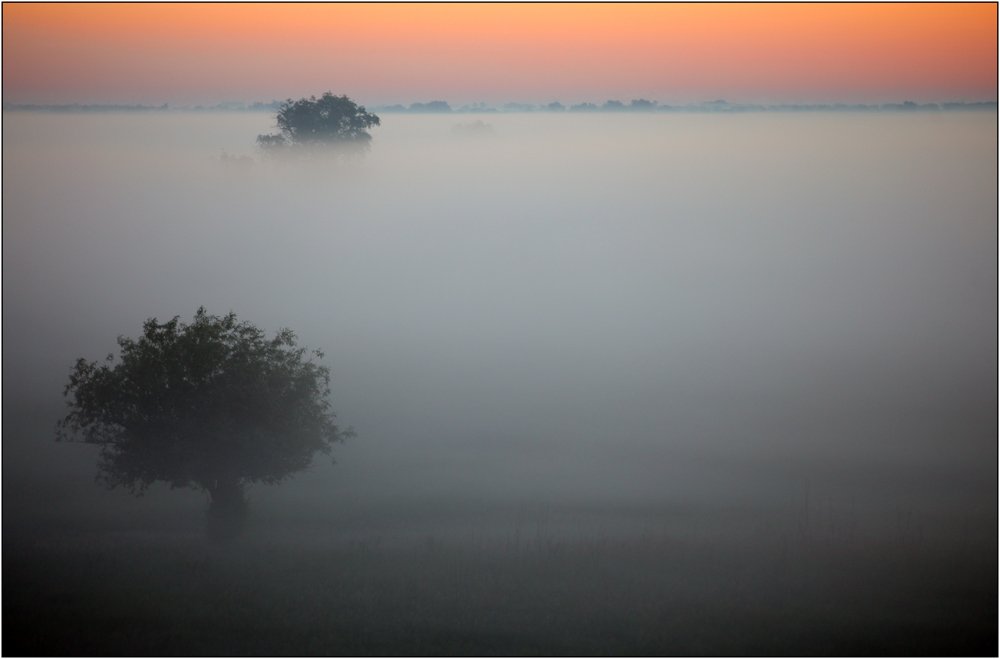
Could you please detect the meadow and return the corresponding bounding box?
[3,109,996,655]
[5,494,996,656]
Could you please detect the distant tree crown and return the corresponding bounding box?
[256,92,380,154]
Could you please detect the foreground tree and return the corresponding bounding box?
[256,92,380,156]
[57,308,352,541]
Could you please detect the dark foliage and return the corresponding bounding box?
[629,99,658,111]
[57,308,351,537]
[408,100,452,113]
[256,92,379,154]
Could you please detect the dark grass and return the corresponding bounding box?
[4,520,996,657]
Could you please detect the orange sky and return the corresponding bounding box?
[3,3,996,106]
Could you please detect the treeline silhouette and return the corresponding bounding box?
[4,99,996,114]
[373,99,998,113]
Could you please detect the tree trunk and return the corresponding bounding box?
[206,478,247,544]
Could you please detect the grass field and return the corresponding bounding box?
[4,500,996,656]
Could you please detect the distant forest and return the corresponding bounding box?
[3,99,996,114]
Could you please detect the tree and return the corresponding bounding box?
[256,92,380,155]
[408,100,452,113]
[629,99,658,111]
[57,308,352,541]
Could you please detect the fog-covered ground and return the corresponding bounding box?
[3,111,997,653]
[5,110,995,519]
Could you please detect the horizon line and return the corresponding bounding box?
[3,99,997,115]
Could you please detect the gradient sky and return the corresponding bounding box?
[3,3,997,106]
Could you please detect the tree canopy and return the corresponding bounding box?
[58,308,351,538]
[256,92,380,155]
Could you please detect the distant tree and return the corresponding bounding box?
[629,99,658,111]
[570,102,598,112]
[602,100,626,111]
[452,120,494,137]
[409,101,452,113]
[57,308,353,541]
[546,102,566,112]
[256,92,380,155]
[255,134,288,152]
[215,150,254,171]
[464,102,495,113]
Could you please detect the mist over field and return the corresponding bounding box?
[3,110,997,654]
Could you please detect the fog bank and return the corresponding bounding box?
[3,111,996,541]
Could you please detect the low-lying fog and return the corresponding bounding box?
[3,110,996,546]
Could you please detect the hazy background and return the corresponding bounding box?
[3,110,996,547]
